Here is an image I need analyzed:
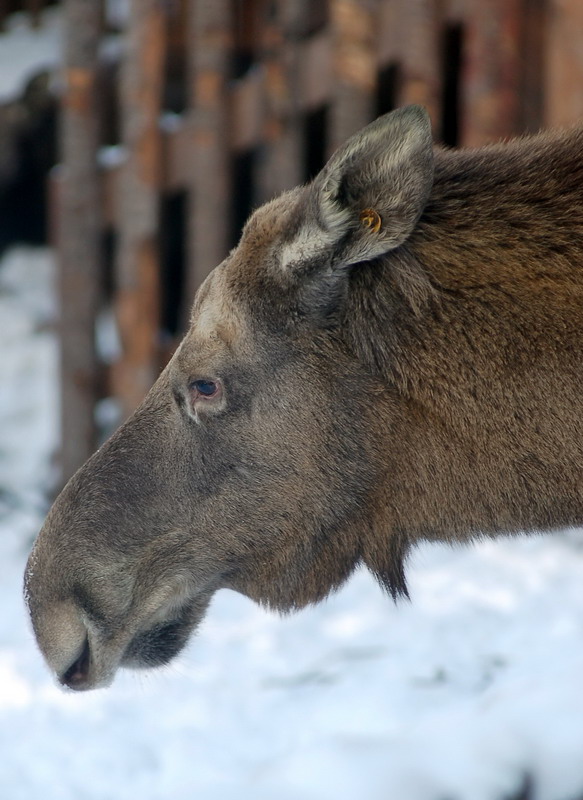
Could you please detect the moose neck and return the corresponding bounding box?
[347,129,583,552]
[418,131,583,295]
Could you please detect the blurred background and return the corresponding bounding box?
[2,0,583,483]
[2,2,583,799]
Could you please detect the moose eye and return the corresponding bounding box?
[189,379,220,399]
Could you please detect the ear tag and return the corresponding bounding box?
[359,208,382,234]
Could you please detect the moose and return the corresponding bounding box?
[25,106,583,691]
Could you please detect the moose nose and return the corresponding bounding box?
[60,636,91,690]
[26,595,95,689]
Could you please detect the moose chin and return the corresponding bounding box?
[25,105,583,691]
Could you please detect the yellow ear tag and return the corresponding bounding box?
[359,208,382,233]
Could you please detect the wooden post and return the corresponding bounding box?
[114,0,167,419]
[398,0,442,132]
[58,0,102,481]
[461,0,524,146]
[376,1,402,78]
[184,0,233,314]
[517,0,545,133]
[545,0,583,129]
[328,0,378,153]
[257,0,305,203]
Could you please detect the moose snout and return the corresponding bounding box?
[60,635,92,690]
[27,598,94,688]
[28,598,121,691]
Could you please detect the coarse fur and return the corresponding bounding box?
[24,106,583,690]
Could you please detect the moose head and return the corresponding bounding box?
[25,106,583,690]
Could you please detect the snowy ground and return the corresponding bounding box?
[3,248,583,800]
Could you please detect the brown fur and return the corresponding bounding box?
[24,107,583,690]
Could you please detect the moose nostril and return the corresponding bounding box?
[61,637,91,690]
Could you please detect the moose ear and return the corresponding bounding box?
[282,106,434,272]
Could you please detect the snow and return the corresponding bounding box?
[2,246,583,800]
[0,9,62,104]
[0,7,124,107]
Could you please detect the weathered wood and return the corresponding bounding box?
[231,65,264,152]
[398,0,442,133]
[519,0,545,133]
[297,29,332,112]
[58,0,103,482]
[184,0,234,314]
[52,0,583,471]
[114,0,167,419]
[545,0,583,129]
[376,1,401,67]
[256,0,305,203]
[329,0,378,153]
[461,0,523,146]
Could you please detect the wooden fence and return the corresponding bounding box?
[53,0,583,482]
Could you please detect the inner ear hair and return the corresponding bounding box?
[314,105,435,264]
[279,106,435,322]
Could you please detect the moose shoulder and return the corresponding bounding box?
[25,106,583,691]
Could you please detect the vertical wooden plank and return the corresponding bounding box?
[460,0,524,146]
[328,0,378,154]
[376,1,402,68]
[439,0,466,146]
[184,0,233,312]
[398,0,442,132]
[296,27,333,113]
[257,0,306,202]
[545,0,583,129]
[114,0,167,418]
[375,1,403,118]
[59,0,102,481]
[519,0,545,133]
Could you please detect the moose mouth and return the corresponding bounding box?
[121,616,192,669]
[59,601,205,691]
